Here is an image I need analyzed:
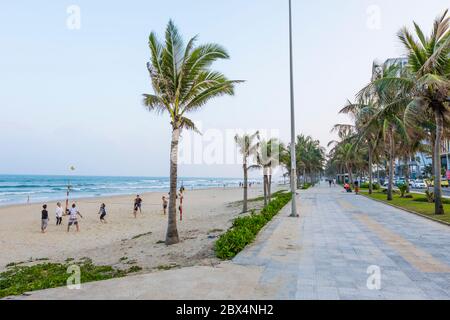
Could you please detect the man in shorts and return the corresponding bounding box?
[133,195,142,218]
[98,203,107,223]
[41,204,49,233]
[67,203,83,232]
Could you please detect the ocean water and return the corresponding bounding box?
[0,175,246,206]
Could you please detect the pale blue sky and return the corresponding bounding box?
[0,0,447,177]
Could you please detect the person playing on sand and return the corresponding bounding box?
[67,203,83,232]
[178,189,184,221]
[55,202,63,225]
[162,196,168,215]
[133,195,142,218]
[41,204,49,233]
[98,203,107,223]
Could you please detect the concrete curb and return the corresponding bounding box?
[360,194,450,227]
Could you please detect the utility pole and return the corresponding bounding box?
[288,0,298,217]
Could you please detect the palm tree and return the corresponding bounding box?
[255,138,282,205]
[235,132,259,213]
[365,11,450,213]
[358,62,410,201]
[339,99,383,194]
[294,135,325,186]
[398,11,450,214]
[143,21,242,244]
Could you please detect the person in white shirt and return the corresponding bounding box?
[67,203,83,232]
[55,202,63,226]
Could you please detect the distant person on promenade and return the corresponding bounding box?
[55,202,63,225]
[333,179,336,186]
[344,183,352,193]
[41,204,49,233]
[133,195,142,218]
[354,180,359,195]
[162,196,168,215]
[67,203,83,232]
[98,203,107,223]
[329,179,332,187]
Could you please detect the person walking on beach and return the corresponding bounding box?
[178,189,184,221]
[133,195,142,218]
[162,196,168,215]
[67,203,83,232]
[41,204,49,233]
[55,202,63,225]
[98,203,107,223]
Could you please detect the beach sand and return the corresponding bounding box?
[0,186,277,272]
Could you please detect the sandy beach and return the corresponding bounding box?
[0,186,277,272]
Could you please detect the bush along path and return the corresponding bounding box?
[215,191,292,260]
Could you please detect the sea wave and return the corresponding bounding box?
[0,175,245,206]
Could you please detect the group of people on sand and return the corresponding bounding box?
[162,186,185,218]
[238,182,257,188]
[40,188,186,233]
[40,202,84,233]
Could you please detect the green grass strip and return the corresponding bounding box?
[362,191,450,224]
[0,258,141,298]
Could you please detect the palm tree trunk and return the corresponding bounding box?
[263,173,268,206]
[434,109,445,215]
[368,147,373,195]
[243,161,248,213]
[377,164,380,183]
[347,164,354,189]
[166,127,180,245]
[404,155,410,194]
[387,132,395,201]
[268,173,272,203]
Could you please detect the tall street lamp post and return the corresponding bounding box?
[288,0,298,217]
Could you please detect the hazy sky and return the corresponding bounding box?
[0,0,448,177]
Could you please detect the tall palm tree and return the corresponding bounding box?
[399,11,450,214]
[294,135,325,185]
[143,21,242,244]
[358,62,410,201]
[255,138,282,205]
[339,99,383,194]
[235,132,259,213]
[366,11,450,213]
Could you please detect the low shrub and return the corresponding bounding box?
[0,259,141,298]
[398,184,408,198]
[301,183,312,190]
[414,196,450,204]
[425,190,435,203]
[215,191,292,260]
[381,188,399,194]
[360,183,380,190]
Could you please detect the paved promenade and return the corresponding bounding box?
[12,184,450,300]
